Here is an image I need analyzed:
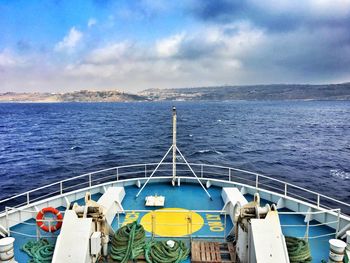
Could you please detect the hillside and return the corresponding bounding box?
[139,83,350,101]
[0,90,147,102]
[58,90,146,102]
[1,83,350,102]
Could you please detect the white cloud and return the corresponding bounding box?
[65,63,116,78]
[307,0,350,17]
[58,19,350,92]
[0,50,25,68]
[61,24,263,89]
[2,15,350,93]
[88,18,97,28]
[156,33,185,57]
[246,0,350,22]
[86,42,132,64]
[54,27,83,52]
[0,51,18,67]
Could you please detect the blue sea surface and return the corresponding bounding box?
[0,101,349,203]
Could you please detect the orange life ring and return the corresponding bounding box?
[36,207,63,232]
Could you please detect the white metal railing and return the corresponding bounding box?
[4,206,229,241]
[279,209,341,240]
[5,206,64,239]
[4,206,340,242]
[0,162,349,216]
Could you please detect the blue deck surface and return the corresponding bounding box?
[10,183,333,262]
[111,183,233,240]
[11,193,102,263]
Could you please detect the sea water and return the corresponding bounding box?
[0,101,349,204]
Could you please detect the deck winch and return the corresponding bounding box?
[234,193,290,263]
[52,187,125,263]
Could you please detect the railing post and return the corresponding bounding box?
[336,209,341,238]
[89,173,92,188]
[60,181,63,195]
[36,225,40,240]
[317,194,320,208]
[26,192,30,205]
[5,207,9,235]
[224,213,227,241]
[151,212,155,238]
[117,212,120,229]
[201,165,203,178]
[190,212,193,241]
[229,168,231,181]
[255,174,259,189]
[186,212,189,237]
[284,184,287,196]
[117,168,119,181]
[305,218,310,240]
[144,164,147,177]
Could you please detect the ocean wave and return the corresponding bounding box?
[70,146,82,151]
[330,169,350,180]
[194,149,224,155]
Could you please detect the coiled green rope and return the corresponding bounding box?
[285,236,312,263]
[144,240,189,263]
[110,221,189,263]
[110,221,146,262]
[21,239,54,263]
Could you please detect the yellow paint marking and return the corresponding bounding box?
[206,214,221,220]
[123,211,139,226]
[206,213,224,232]
[140,208,204,237]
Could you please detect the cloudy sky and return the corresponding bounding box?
[1,0,350,93]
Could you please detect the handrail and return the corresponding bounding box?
[5,206,340,241]
[0,162,349,215]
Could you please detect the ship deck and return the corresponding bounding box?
[9,182,334,263]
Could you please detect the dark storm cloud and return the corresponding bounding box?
[189,0,350,32]
[189,0,296,31]
[190,0,247,21]
[183,0,350,81]
[176,38,223,60]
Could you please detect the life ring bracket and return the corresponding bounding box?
[36,207,63,232]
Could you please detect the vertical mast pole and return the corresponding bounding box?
[172,106,177,186]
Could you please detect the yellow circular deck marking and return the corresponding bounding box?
[140,208,204,237]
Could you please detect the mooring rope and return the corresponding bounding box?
[285,236,312,263]
[22,239,54,263]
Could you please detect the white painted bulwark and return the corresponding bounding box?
[249,211,290,263]
[52,210,93,263]
[1,170,349,235]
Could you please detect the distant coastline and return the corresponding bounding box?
[1,82,350,102]
[0,90,146,103]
